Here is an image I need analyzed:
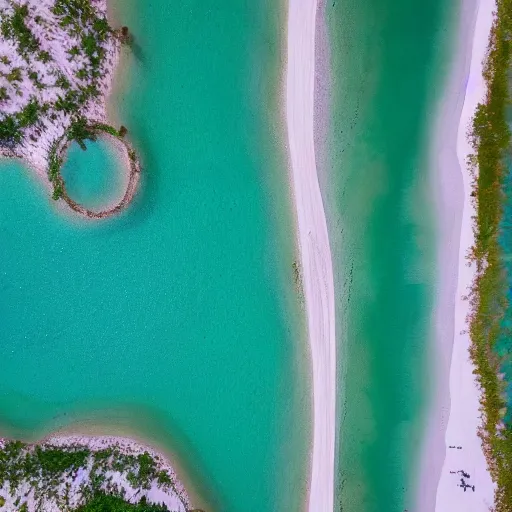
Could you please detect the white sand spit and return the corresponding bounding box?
[430,0,497,510]
[285,1,336,511]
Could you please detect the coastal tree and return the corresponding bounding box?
[16,99,40,128]
[0,115,22,145]
[467,0,512,508]
[67,116,97,150]
[0,86,9,102]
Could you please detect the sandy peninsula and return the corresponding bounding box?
[417,0,497,510]
[0,434,190,512]
[0,0,138,218]
[285,0,336,511]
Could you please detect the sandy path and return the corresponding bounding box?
[285,1,336,511]
[426,0,497,510]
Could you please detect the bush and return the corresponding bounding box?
[468,0,512,509]
[0,115,21,144]
[75,492,169,512]
[1,4,40,55]
[16,100,40,128]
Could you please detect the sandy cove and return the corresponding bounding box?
[417,0,497,510]
[285,0,336,511]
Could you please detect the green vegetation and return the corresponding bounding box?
[0,115,22,145]
[27,70,44,89]
[0,99,41,148]
[468,0,512,510]
[51,0,112,76]
[93,122,121,137]
[48,140,64,199]
[6,67,22,83]
[16,99,40,128]
[76,493,169,512]
[0,87,9,102]
[36,50,51,63]
[0,2,140,213]
[1,3,40,56]
[52,0,96,24]
[67,116,98,150]
[0,0,119,152]
[0,441,182,511]
[0,441,90,496]
[55,73,71,90]
[35,446,90,475]
[46,120,138,203]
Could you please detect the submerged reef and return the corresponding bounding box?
[0,437,191,512]
[0,0,138,216]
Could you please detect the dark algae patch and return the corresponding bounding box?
[468,0,512,509]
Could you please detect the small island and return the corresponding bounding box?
[0,0,140,218]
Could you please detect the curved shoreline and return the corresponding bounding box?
[285,0,336,511]
[420,0,497,510]
[437,0,496,508]
[55,129,141,219]
[42,434,191,508]
[1,126,140,220]
[0,432,191,512]
[0,0,139,220]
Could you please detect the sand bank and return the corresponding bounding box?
[285,0,336,511]
[417,0,497,510]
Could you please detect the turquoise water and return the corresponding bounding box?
[324,1,453,510]
[496,116,512,423]
[0,1,308,511]
[60,138,124,210]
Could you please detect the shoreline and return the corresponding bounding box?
[0,418,208,512]
[419,0,497,509]
[285,0,336,511]
[0,0,139,220]
[0,432,191,512]
[105,0,135,129]
[41,434,190,508]
[46,421,211,512]
[55,127,141,219]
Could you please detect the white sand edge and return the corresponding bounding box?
[432,0,497,510]
[285,1,336,511]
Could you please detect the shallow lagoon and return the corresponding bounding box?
[0,1,308,511]
[60,138,125,211]
[325,0,452,509]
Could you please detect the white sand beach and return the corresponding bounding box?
[285,1,336,511]
[418,0,497,510]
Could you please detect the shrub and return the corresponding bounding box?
[0,115,21,144]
